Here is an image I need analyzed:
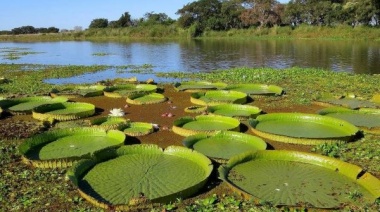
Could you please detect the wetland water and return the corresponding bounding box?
[1,39,379,82]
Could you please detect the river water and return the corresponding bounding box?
[1,39,379,83]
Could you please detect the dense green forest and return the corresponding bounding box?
[1,0,379,37]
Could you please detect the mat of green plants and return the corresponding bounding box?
[1,64,380,211]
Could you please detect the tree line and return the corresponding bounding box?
[1,26,59,35]
[2,0,379,36]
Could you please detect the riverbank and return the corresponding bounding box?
[1,25,380,42]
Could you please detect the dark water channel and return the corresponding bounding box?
[1,39,379,83]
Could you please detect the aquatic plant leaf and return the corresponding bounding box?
[67,144,213,210]
[207,104,262,120]
[172,115,240,136]
[219,150,380,208]
[50,85,105,98]
[190,90,247,106]
[318,107,380,134]
[90,116,130,130]
[123,122,154,136]
[104,84,157,98]
[32,102,95,121]
[249,113,359,145]
[314,97,379,109]
[18,128,125,168]
[174,81,227,92]
[126,92,167,105]
[0,96,68,114]
[183,131,266,161]
[224,84,284,96]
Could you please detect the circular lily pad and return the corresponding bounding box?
[207,104,262,120]
[183,131,267,162]
[172,115,240,137]
[126,93,167,105]
[18,128,126,168]
[219,150,380,208]
[314,96,379,109]
[0,96,68,115]
[224,84,284,96]
[318,107,380,134]
[174,81,227,92]
[249,113,359,145]
[184,105,208,114]
[104,84,157,98]
[67,144,213,210]
[191,90,247,106]
[90,116,130,130]
[50,85,105,98]
[32,102,96,121]
[123,122,154,136]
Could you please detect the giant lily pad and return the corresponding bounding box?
[104,84,157,98]
[249,113,359,145]
[219,150,380,208]
[318,107,380,134]
[191,90,247,106]
[18,127,126,168]
[183,131,267,162]
[123,122,154,136]
[126,93,167,105]
[67,144,213,210]
[90,116,130,131]
[314,96,379,109]
[224,84,284,97]
[0,96,68,115]
[50,85,105,98]
[207,104,262,120]
[172,115,240,137]
[174,81,227,92]
[32,102,95,121]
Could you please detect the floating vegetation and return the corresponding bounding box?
[172,115,240,137]
[174,81,227,92]
[50,85,105,98]
[123,122,155,136]
[219,150,380,208]
[183,131,267,162]
[92,52,111,56]
[32,102,95,121]
[249,113,360,145]
[184,105,208,114]
[314,96,380,109]
[0,47,43,60]
[0,96,68,115]
[191,90,247,106]
[126,92,167,105]
[207,104,262,120]
[103,84,157,98]
[67,144,213,210]
[90,116,129,131]
[318,107,380,134]
[0,120,46,140]
[18,127,126,168]
[223,83,284,97]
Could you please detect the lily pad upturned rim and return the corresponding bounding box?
[184,105,208,114]
[103,84,157,98]
[224,83,284,96]
[67,144,213,210]
[90,116,130,130]
[218,150,380,208]
[18,127,126,168]
[172,115,241,137]
[32,102,96,121]
[249,113,360,145]
[174,81,227,92]
[0,96,68,115]
[123,121,154,136]
[318,107,380,134]
[50,85,106,98]
[183,131,267,162]
[126,92,167,105]
[190,90,248,106]
[207,104,262,120]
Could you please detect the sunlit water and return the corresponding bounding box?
[1,39,379,84]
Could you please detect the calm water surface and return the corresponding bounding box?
[1,40,379,83]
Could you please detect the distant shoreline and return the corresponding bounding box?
[1,25,380,42]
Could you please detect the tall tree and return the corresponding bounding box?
[239,0,283,27]
[89,18,108,28]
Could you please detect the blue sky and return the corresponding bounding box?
[0,0,289,31]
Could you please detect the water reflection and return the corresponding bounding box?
[1,39,379,77]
